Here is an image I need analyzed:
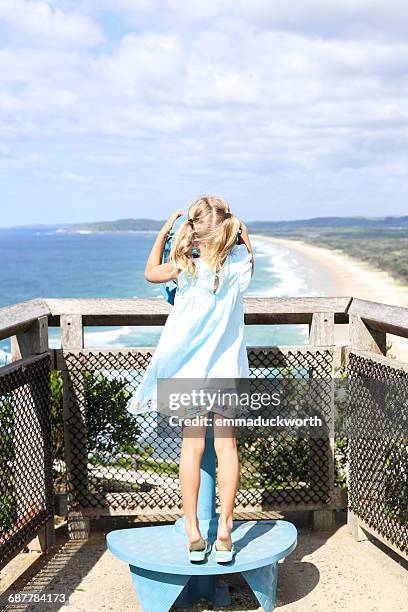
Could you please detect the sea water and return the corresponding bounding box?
[0,228,311,365]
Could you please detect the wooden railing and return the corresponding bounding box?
[0,296,407,563]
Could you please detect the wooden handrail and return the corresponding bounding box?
[0,298,50,342]
[348,298,408,339]
[44,296,352,326]
[1,296,408,340]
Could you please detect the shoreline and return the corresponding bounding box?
[253,234,408,362]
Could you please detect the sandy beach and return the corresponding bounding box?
[253,234,408,362]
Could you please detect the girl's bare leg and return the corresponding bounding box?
[179,422,207,549]
[213,416,239,550]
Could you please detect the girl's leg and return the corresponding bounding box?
[179,421,207,548]
[213,416,239,550]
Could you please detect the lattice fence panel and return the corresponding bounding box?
[63,348,335,516]
[0,354,53,567]
[347,352,407,556]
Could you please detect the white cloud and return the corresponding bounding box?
[0,1,408,223]
[70,0,408,40]
[0,0,103,48]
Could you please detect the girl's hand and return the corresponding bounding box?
[239,221,254,277]
[161,209,184,234]
[145,210,184,283]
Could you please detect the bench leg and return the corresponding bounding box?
[129,565,189,612]
[242,562,278,612]
[175,574,230,608]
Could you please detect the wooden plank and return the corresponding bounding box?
[345,347,408,373]
[45,297,171,317]
[245,296,351,314]
[45,296,352,315]
[349,314,387,355]
[349,298,408,339]
[59,314,89,538]
[0,298,50,341]
[61,314,84,349]
[45,297,351,327]
[309,312,335,346]
[307,312,336,509]
[0,353,49,381]
[52,344,339,370]
[11,315,49,360]
[49,312,349,326]
[79,498,344,517]
[356,516,408,562]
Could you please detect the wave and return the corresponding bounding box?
[250,237,316,298]
[84,325,162,348]
[0,348,11,367]
[249,238,310,345]
[85,326,134,346]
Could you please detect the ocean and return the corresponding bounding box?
[0,228,314,365]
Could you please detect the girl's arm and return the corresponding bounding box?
[144,210,184,283]
[240,222,255,276]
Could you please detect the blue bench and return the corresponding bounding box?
[107,518,297,611]
[106,432,297,611]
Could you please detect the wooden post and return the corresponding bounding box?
[60,314,90,539]
[347,509,368,542]
[349,314,387,355]
[10,315,55,552]
[309,312,335,347]
[60,314,84,351]
[308,312,336,531]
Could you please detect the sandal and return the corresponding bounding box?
[214,541,235,563]
[187,538,211,562]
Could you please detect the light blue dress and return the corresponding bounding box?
[127,243,253,417]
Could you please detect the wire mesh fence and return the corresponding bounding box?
[1,341,406,563]
[0,354,53,568]
[347,351,408,556]
[61,347,336,516]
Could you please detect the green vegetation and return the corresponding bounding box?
[51,370,64,484]
[68,218,163,232]
[239,436,310,489]
[0,396,16,533]
[50,370,162,487]
[384,439,408,526]
[250,218,408,284]
[51,370,145,472]
[84,371,140,458]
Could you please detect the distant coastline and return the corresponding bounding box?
[1,225,407,364]
[255,234,408,362]
[60,215,408,234]
[2,214,408,284]
[63,215,408,285]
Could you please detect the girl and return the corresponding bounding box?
[128,195,254,559]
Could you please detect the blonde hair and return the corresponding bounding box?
[170,195,240,276]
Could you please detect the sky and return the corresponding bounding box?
[0,0,407,226]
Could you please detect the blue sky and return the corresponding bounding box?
[0,1,407,226]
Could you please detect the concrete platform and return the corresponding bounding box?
[1,521,408,611]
